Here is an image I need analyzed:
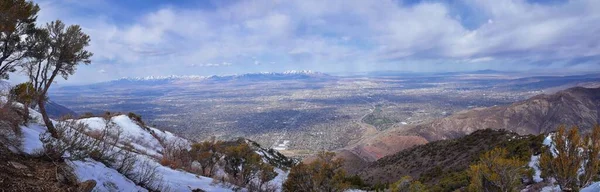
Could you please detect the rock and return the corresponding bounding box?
[77,180,96,192]
[8,161,28,169]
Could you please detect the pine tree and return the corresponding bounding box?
[0,0,39,79]
[9,82,35,122]
[22,20,92,138]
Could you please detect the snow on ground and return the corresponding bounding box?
[19,111,236,192]
[68,159,147,192]
[531,133,600,191]
[155,162,234,192]
[20,123,46,154]
[528,155,543,183]
[76,115,165,156]
[147,126,184,143]
[582,182,600,192]
[540,185,561,192]
[269,168,288,192]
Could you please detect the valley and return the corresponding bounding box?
[50,71,600,158]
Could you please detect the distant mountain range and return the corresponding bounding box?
[57,70,331,91]
[113,70,327,82]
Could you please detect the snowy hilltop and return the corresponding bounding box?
[7,104,293,191]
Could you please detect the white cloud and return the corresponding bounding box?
[24,0,600,84]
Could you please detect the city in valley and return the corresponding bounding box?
[51,71,600,157]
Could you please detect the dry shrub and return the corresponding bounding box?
[114,150,137,174]
[39,121,95,160]
[0,101,23,149]
[79,112,95,119]
[159,158,177,168]
[39,116,123,162]
[129,159,165,191]
[160,138,192,170]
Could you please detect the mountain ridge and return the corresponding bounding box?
[339,86,600,170]
[112,70,326,82]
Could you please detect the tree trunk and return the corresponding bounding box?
[22,103,29,124]
[38,99,58,138]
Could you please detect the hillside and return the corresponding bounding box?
[345,86,600,162]
[357,129,544,188]
[0,104,295,191]
[411,86,600,141]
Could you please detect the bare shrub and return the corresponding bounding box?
[114,150,137,175]
[39,116,123,162]
[79,112,95,119]
[160,138,191,169]
[130,159,163,191]
[247,182,278,192]
[0,100,23,149]
[85,116,123,163]
[127,112,143,125]
[40,121,95,160]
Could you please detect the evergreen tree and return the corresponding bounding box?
[21,20,92,138]
[9,82,35,122]
[0,0,39,79]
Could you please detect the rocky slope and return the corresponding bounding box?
[410,86,600,141]
[356,129,544,187]
[340,86,600,167]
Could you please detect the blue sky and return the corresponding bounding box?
[12,0,600,84]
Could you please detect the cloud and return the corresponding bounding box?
[191,62,233,67]
[24,0,600,84]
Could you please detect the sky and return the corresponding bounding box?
[9,0,600,84]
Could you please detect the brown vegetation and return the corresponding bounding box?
[467,148,531,192]
[283,151,350,192]
[0,100,24,149]
[357,129,544,191]
[540,125,600,191]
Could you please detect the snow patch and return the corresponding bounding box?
[76,115,164,156]
[67,159,147,192]
[528,155,543,183]
[20,124,46,154]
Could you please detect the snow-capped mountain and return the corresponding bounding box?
[114,70,327,82]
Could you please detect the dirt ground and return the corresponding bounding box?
[0,145,79,192]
